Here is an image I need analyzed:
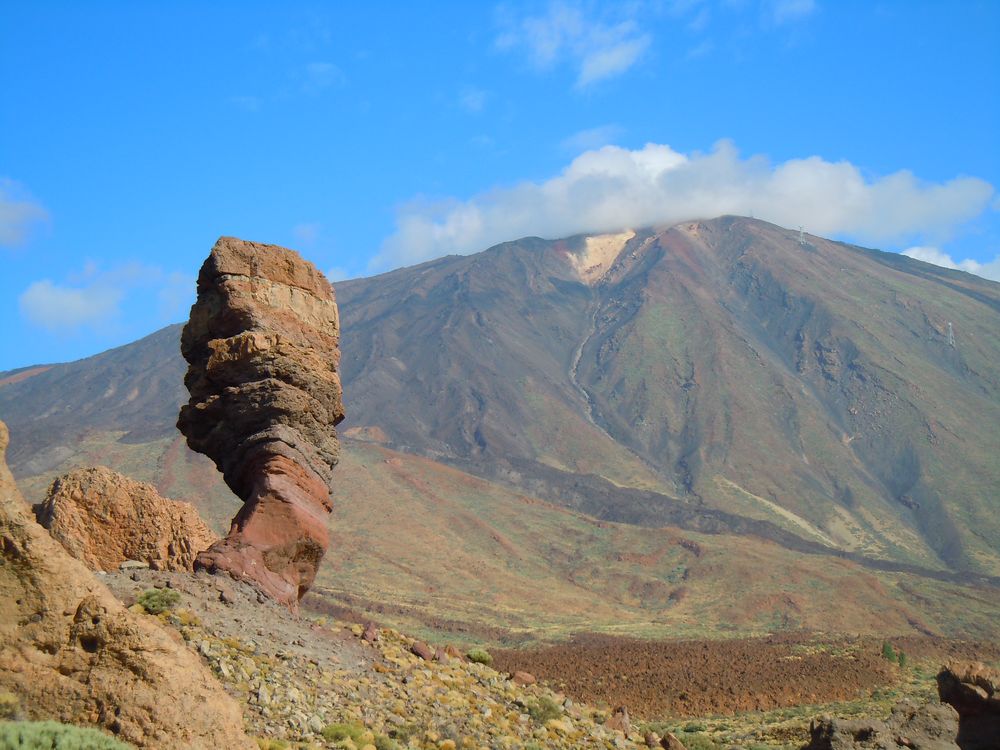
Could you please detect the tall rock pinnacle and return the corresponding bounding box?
[177,236,344,606]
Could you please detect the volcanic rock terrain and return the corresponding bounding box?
[1,218,999,642]
[177,236,345,606]
[37,465,218,572]
[0,420,253,748]
[333,217,1000,577]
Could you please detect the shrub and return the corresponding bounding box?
[526,696,562,724]
[897,650,907,668]
[136,588,180,615]
[321,723,365,742]
[881,641,897,662]
[0,693,21,721]
[0,720,134,749]
[680,733,719,750]
[374,735,401,750]
[465,648,492,666]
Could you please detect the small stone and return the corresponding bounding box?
[660,732,687,750]
[411,641,435,660]
[217,583,237,605]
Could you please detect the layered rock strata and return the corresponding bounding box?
[37,466,218,572]
[0,420,253,749]
[177,236,344,606]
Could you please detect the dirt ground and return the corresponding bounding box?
[492,632,1000,720]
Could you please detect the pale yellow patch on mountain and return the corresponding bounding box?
[568,230,635,284]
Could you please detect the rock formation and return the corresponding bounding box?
[938,661,1000,750]
[0,420,254,749]
[177,236,344,606]
[37,466,218,572]
[804,701,959,750]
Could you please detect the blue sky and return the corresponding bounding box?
[1,1,998,370]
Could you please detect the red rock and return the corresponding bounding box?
[362,622,380,643]
[411,641,434,660]
[512,671,536,686]
[177,237,344,607]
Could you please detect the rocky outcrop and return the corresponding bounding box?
[36,466,218,572]
[0,420,254,749]
[804,701,959,750]
[938,661,1000,750]
[177,236,344,606]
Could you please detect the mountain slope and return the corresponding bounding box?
[332,217,1000,575]
[2,217,998,583]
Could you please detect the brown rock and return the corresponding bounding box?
[804,701,959,750]
[411,641,435,660]
[362,622,380,643]
[0,420,253,749]
[36,466,218,572]
[605,705,631,733]
[938,661,1000,750]
[177,236,345,606]
[512,671,536,686]
[660,732,687,750]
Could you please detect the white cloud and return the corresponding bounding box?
[459,87,488,113]
[19,280,123,332]
[0,178,48,248]
[302,62,344,94]
[766,0,816,25]
[372,140,995,270]
[157,271,197,318]
[902,246,1000,282]
[18,262,195,334]
[560,124,623,153]
[496,2,651,88]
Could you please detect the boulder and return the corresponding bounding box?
[604,705,631,733]
[0,420,253,749]
[938,661,1000,750]
[36,466,218,572]
[177,236,345,606]
[803,701,959,750]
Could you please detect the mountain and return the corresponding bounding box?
[2,216,999,641]
[334,216,1000,576]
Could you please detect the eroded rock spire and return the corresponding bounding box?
[177,236,344,606]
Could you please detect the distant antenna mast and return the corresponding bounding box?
[947,322,955,347]
[798,226,806,245]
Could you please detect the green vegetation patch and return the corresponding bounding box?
[465,647,492,665]
[526,695,562,724]
[0,721,134,749]
[136,588,180,614]
[320,723,365,742]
